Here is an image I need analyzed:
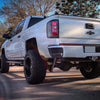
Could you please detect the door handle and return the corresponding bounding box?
[10,39,12,42]
[18,35,21,38]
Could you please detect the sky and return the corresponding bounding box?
[0,0,7,23]
[0,0,5,7]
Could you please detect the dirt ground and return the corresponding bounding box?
[0,66,100,100]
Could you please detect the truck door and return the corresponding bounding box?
[6,20,25,59]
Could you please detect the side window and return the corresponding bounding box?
[10,20,25,38]
[10,25,18,37]
[28,18,43,28]
[16,20,25,35]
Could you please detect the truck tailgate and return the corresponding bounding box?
[59,15,100,39]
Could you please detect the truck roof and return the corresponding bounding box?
[31,16,45,18]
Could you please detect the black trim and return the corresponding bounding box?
[59,43,100,46]
[48,47,63,58]
[85,23,94,29]
[96,46,100,52]
[28,17,44,28]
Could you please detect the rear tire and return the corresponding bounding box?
[24,50,46,84]
[80,62,100,79]
[0,54,9,73]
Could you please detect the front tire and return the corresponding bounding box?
[0,54,9,73]
[24,50,46,84]
[80,62,100,79]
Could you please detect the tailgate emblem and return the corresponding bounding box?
[86,31,95,35]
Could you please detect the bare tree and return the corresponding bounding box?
[0,21,7,49]
[0,0,55,26]
[35,0,55,16]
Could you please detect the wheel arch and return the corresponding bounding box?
[25,38,39,52]
[1,48,5,55]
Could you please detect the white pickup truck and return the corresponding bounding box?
[0,15,100,84]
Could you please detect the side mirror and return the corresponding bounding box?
[3,34,11,39]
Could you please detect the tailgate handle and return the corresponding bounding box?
[85,23,94,29]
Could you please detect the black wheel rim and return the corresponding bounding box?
[83,63,94,73]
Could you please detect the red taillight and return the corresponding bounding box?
[47,20,59,38]
[52,21,57,26]
[52,28,57,33]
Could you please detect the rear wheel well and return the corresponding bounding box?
[2,48,5,55]
[26,38,38,52]
[25,38,49,70]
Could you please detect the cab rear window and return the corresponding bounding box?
[28,18,43,28]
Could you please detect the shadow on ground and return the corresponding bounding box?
[0,67,100,100]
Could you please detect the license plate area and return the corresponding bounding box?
[84,46,95,53]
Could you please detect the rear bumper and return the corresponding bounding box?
[48,45,100,59]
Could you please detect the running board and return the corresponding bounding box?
[7,61,23,66]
